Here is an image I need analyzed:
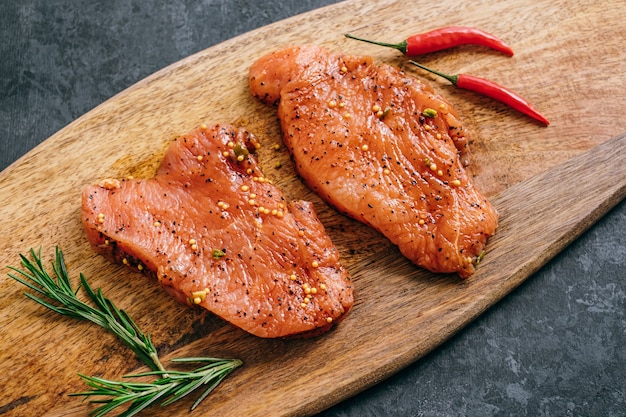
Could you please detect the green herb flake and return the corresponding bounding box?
[422,108,438,118]
[233,143,249,158]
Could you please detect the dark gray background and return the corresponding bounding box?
[2,1,624,416]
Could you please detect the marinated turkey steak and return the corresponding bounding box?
[249,45,498,277]
[82,123,353,338]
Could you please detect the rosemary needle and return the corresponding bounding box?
[8,247,242,416]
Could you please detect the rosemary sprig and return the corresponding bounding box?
[71,358,241,417]
[8,247,165,372]
[8,247,242,416]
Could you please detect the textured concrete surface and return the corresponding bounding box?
[2,1,625,416]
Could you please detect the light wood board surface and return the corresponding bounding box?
[1,0,625,415]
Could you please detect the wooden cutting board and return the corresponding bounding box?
[1,0,625,416]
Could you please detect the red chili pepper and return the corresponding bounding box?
[409,60,549,125]
[345,26,514,57]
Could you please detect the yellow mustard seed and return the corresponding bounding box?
[241,185,250,192]
[192,290,206,299]
[452,179,462,186]
[312,260,319,268]
[326,317,333,323]
[197,155,203,161]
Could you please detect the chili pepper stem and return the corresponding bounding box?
[345,34,408,54]
[409,60,458,85]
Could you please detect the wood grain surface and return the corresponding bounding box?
[1,0,625,416]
